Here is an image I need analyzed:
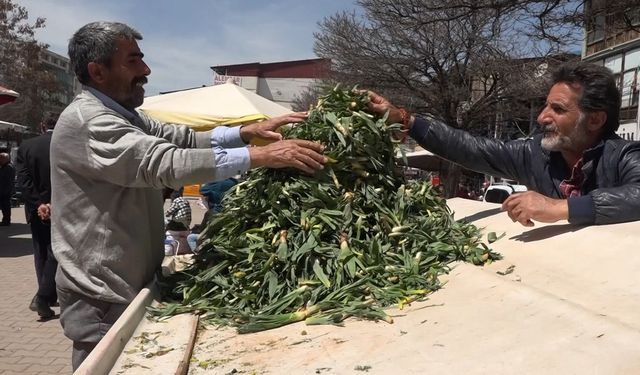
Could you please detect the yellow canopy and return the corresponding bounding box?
[139,82,291,131]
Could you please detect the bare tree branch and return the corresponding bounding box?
[314,0,584,195]
[0,0,58,128]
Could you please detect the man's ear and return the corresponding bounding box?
[587,111,607,132]
[87,62,107,84]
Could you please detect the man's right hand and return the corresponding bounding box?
[367,91,415,131]
[249,140,327,174]
[367,91,403,123]
[240,112,308,143]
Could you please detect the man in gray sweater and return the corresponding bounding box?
[51,21,327,370]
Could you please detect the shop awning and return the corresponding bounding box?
[139,82,291,131]
[0,85,19,106]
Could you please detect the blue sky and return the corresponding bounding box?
[19,0,358,95]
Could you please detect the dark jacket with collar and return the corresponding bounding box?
[0,162,14,197]
[410,116,640,225]
[16,131,52,212]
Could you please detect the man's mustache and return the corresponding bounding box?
[542,125,557,133]
[133,77,148,85]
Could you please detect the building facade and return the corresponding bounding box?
[210,58,330,109]
[582,0,640,140]
[40,49,81,116]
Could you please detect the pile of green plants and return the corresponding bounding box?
[151,85,499,333]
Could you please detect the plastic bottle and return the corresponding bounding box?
[164,232,175,256]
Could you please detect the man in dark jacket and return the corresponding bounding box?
[17,115,58,319]
[368,61,640,227]
[0,150,15,225]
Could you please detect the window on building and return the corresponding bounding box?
[587,13,606,44]
[614,73,621,90]
[624,48,640,71]
[625,7,640,26]
[620,69,638,108]
[621,48,640,110]
[585,0,606,44]
[605,55,622,74]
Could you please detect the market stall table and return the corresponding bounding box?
[78,198,640,374]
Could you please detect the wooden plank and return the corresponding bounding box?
[109,313,199,374]
[75,286,157,375]
[175,315,199,375]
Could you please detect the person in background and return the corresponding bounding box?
[51,21,327,370]
[368,61,640,227]
[455,183,470,199]
[0,150,15,226]
[187,177,238,251]
[17,115,58,320]
[164,187,192,255]
[199,177,238,213]
[164,187,191,231]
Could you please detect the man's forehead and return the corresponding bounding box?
[114,38,143,55]
[547,82,582,104]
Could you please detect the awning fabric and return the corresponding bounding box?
[139,83,291,131]
[0,120,28,133]
[0,85,19,106]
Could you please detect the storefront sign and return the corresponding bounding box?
[214,74,242,86]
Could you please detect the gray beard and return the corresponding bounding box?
[541,132,571,151]
[540,115,589,153]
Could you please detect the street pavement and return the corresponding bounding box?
[0,199,206,374]
[0,206,71,374]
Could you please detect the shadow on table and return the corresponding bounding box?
[510,224,586,243]
[0,223,34,257]
[456,207,502,223]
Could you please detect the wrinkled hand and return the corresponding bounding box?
[37,203,51,221]
[367,91,403,124]
[240,112,308,143]
[249,139,327,174]
[501,191,568,227]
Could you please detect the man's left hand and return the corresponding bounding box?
[240,112,308,143]
[501,191,568,227]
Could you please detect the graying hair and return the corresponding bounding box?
[68,22,143,84]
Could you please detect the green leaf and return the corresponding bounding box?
[313,260,331,288]
[487,232,505,243]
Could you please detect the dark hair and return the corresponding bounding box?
[171,187,184,200]
[44,113,59,129]
[68,22,143,85]
[552,62,621,136]
[163,187,184,200]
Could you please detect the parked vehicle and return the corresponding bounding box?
[483,182,527,204]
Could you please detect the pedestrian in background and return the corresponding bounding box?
[187,177,238,251]
[164,187,191,231]
[0,150,15,226]
[17,115,58,319]
[199,177,237,213]
[164,187,192,255]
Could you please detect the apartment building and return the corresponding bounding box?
[210,58,330,109]
[40,49,81,116]
[582,0,640,140]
